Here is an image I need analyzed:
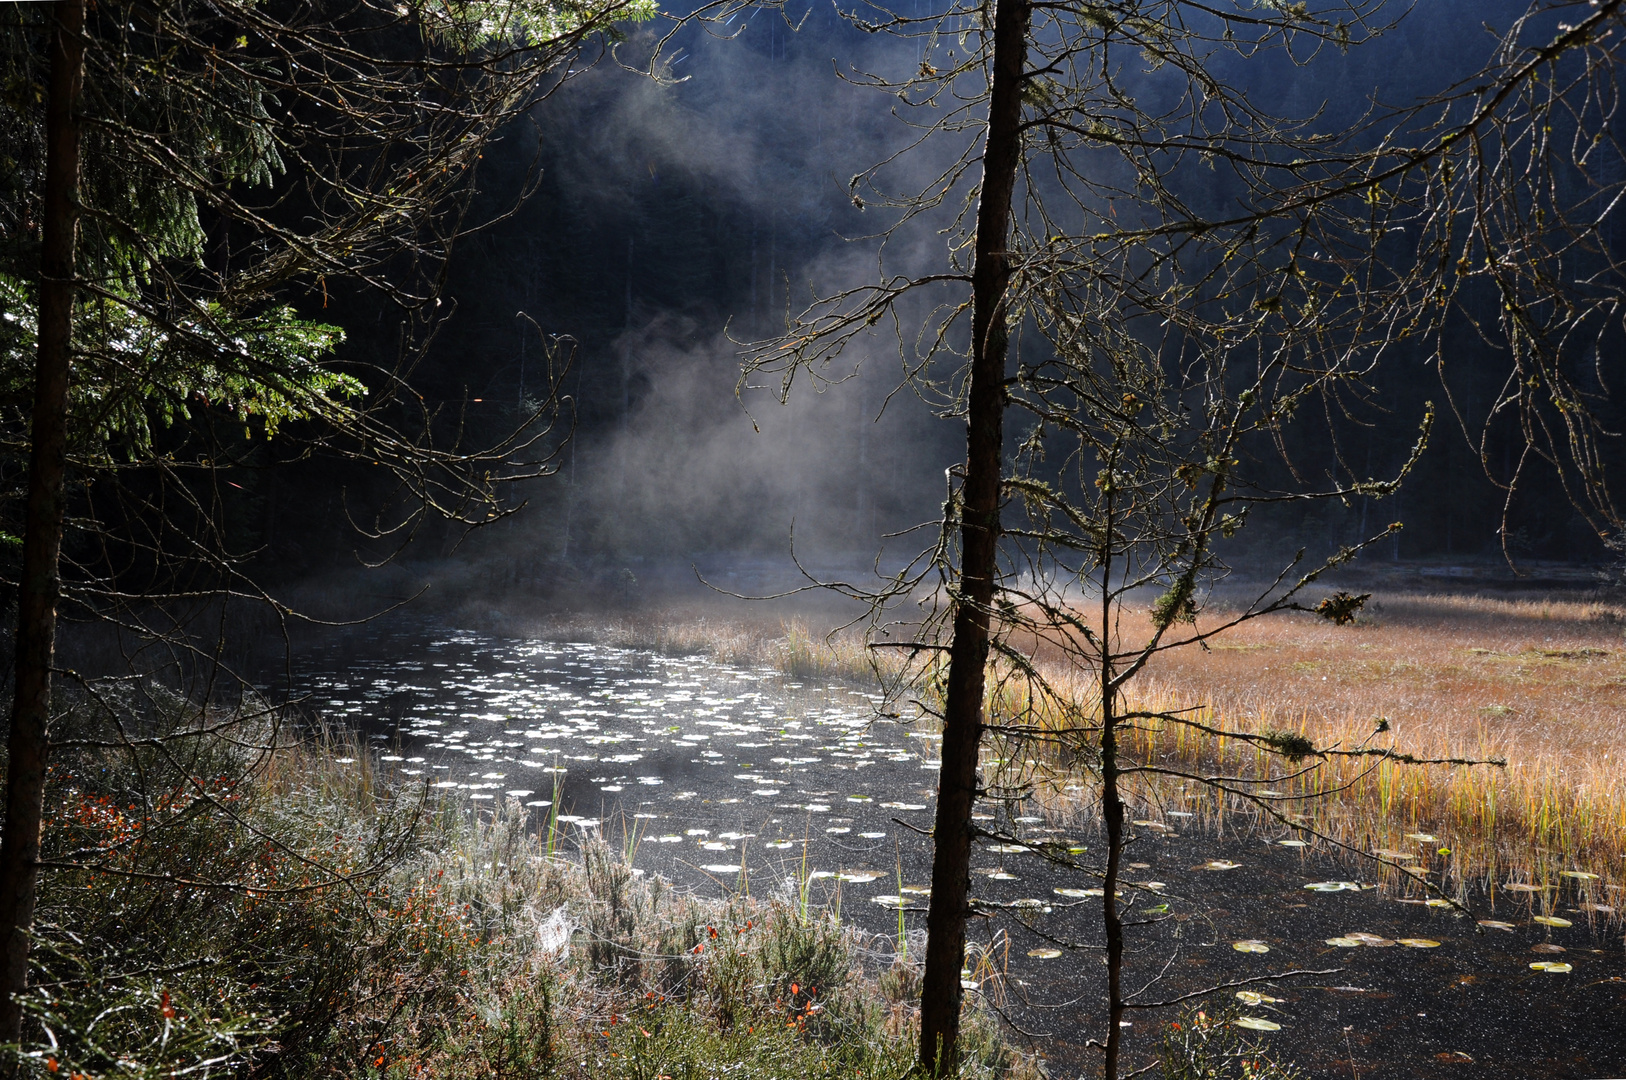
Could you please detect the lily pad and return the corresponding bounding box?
[1477,920,1517,931]
[1236,991,1283,1006]
[1396,938,1441,948]
[1530,961,1573,973]
[1232,940,1271,953]
[1533,915,1572,928]
[1199,860,1242,871]
[1325,937,1365,947]
[1233,1017,1282,1032]
[1347,932,1396,947]
[1028,948,1063,959]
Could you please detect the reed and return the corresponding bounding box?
[995,592,1626,912]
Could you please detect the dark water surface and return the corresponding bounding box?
[286,619,1626,1079]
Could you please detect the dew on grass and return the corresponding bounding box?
[1200,860,1242,871]
[1533,916,1573,928]
[1397,938,1440,948]
[1478,920,1517,931]
[1530,961,1573,973]
[1234,1017,1281,1032]
[1233,940,1270,953]
[1028,948,1063,959]
[1236,991,1283,1006]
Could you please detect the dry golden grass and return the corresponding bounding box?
[1017,591,1626,910]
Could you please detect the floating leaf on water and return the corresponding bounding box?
[1325,937,1365,947]
[880,802,927,810]
[1304,881,1363,893]
[1581,903,1615,914]
[1530,961,1573,973]
[754,789,781,796]
[700,864,742,873]
[838,872,882,883]
[806,804,831,812]
[1425,899,1454,909]
[1533,916,1572,928]
[808,870,836,880]
[901,885,931,895]
[847,795,872,802]
[764,841,795,849]
[1278,839,1308,847]
[872,895,906,909]
[701,841,732,851]
[1530,943,1566,954]
[1477,920,1517,931]
[1011,898,1047,909]
[825,827,851,835]
[1028,948,1063,959]
[1562,871,1601,881]
[1396,938,1441,948]
[859,831,887,839]
[1503,882,1550,893]
[961,979,979,990]
[987,844,1031,854]
[1067,845,1088,854]
[1406,833,1439,843]
[1233,940,1271,953]
[987,871,1019,881]
[656,835,684,844]
[1143,881,1167,890]
[1054,888,1091,899]
[1233,1017,1282,1032]
[1347,933,1396,947]
[1132,820,1170,830]
[686,829,710,836]
[1236,991,1283,1006]
[1199,860,1242,871]
[1373,849,1416,860]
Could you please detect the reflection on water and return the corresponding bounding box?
[287,622,943,880]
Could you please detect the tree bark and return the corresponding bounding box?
[917,0,1029,1073]
[0,0,85,1045]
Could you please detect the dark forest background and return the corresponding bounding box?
[224,0,1624,598]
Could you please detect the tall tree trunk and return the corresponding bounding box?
[0,0,85,1045]
[1099,499,1126,1080]
[917,0,1029,1073]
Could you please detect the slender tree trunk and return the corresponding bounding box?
[1099,500,1126,1080]
[917,1,1029,1073]
[0,0,85,1045]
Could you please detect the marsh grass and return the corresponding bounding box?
[26,713,1033,1080]
[996,593,1626,913]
